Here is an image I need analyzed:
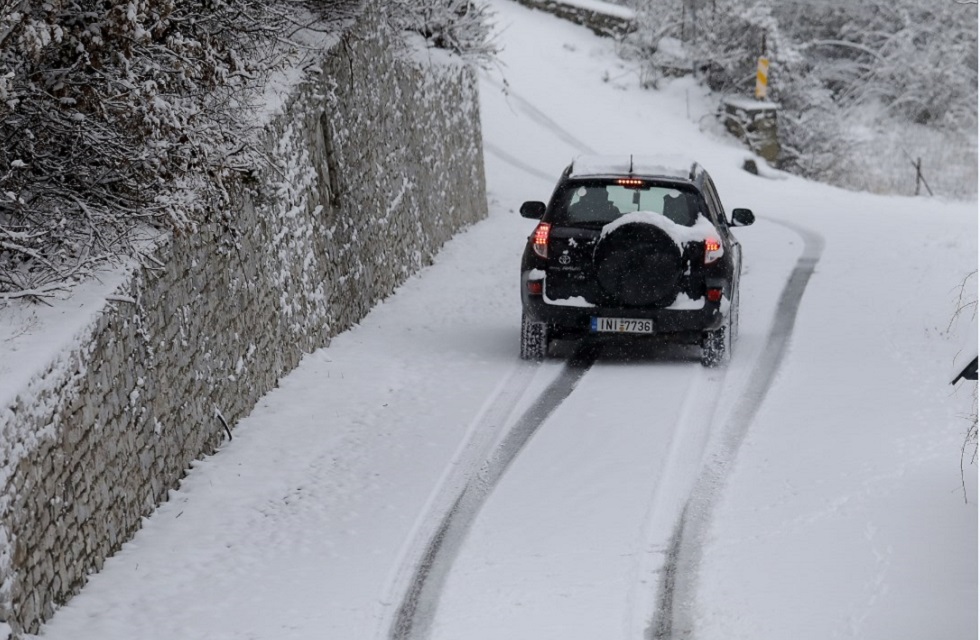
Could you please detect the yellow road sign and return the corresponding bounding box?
[755,57,769,99]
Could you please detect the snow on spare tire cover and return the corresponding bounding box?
[594,211,717,308]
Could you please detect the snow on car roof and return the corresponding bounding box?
[568,154,696,180]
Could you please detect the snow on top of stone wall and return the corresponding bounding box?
[254,9,348,125]
[0,268,135,414]
[554,0,635,20]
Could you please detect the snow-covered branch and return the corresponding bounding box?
[0,0,497,298]
[0,0,318,296]
[623,0,977,188]
[384,0,498,65]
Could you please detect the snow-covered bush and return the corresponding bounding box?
[775,1,977,129]
[951,271,978,475]
[385,0,497,65]
[773,0,977,186]
[0,0,496,299]
[623,0,978,196]
[0,0,313,298]
[623,0,796,92]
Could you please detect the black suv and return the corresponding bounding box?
[519,155,755,366]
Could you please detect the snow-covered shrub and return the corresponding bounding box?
[780,1,976,190]
[624,0,796,92]
[0,0,328,298]
[950,271,978,475]
[790,105,977,198]
[0,0,496,299]
[385,0,497,65]
[967,386,978,476]
[624,0,978,196]
[775,1,978,129]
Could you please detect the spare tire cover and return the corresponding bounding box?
[593,222,683,307]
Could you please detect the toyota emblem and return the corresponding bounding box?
[558,254,572,265]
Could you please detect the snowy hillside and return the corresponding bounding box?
[28,1,977,639]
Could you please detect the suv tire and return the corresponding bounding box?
[521,312,550,360]
[700,324,729,367]
[700,289,737,367]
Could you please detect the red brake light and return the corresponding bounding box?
[527,280,543,295]
[615,178,645,188]
[704,238,724,264]
[532,222,551,258]
[706,288,723,303]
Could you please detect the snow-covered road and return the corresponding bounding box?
[31,1,977,639]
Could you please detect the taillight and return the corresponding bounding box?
[615,178,645,188]
[532,222,551,259]
[527,280,543,295]
[706,288,723,303]
[704,238,724,264]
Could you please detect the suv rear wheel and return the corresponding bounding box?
[700,324,729,367]
[520,312,550,360]
[700,289,738,367]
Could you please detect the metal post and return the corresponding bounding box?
[915,158,934,197]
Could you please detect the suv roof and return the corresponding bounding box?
[567,154,699,181]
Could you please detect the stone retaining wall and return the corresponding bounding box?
[0,3,486,636]
[512,0,635,37]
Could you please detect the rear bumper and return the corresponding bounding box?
[521,272,726,338]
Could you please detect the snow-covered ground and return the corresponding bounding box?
[23,1,977,639]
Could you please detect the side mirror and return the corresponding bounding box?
[520,201,546,219]
[731,208,755,227]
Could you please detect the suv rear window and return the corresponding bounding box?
[550,180,702,227]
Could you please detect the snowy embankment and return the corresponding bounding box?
[24,0,978,639]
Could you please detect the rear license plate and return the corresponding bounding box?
[590,317,654,334]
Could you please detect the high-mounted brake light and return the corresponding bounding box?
[704,238,724,264]
[616,178,645,188]
[532,222,551,258]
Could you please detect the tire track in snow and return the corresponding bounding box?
[626,365,725,638]
[387,343,597,640]
[484,141,558,184]
[375,360,535,637]
[652,219,824,639]
[483,74,598,155]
